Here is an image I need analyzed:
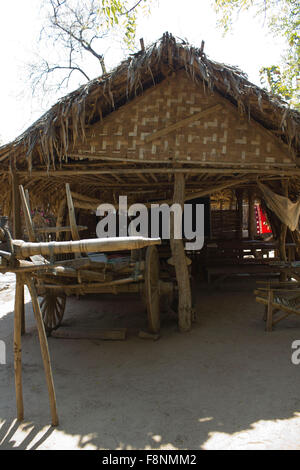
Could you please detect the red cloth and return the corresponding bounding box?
[255,204,272,235]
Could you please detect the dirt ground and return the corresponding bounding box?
[0,272,300,450]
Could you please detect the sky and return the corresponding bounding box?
[0,0,287,145]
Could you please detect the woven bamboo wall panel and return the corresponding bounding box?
[75,71,292,166]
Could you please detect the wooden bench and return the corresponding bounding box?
[255,281,300,331]
[206,263,281,284]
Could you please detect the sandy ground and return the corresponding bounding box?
[0,272,300,450]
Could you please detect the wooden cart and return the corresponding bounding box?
[18,185,174,334]
[0,212,174,427]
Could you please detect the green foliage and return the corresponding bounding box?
[214,0,300,108]
[99,0,150,49]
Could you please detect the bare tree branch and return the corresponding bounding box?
[27,0,152,101]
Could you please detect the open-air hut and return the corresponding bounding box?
[1,32,300,332]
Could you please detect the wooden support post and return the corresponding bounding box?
[266,289,274,332]
[19,185,36,242]
[65,184,80,241]
[11,171,22,239]
[170,173,192,332]
[56,198,66,241]
[236,189,244,240]
[279,181,288,281]
[14,274,24,421]
[26,276,59,426]
[20,286,25,336]
[11,179,26,335]
[248,189,256,239]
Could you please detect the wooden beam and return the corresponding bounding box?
[145,104,223,143]
[13,167,300,177]
[67,153,296,167]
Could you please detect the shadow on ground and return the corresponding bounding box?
[1,278,300,449]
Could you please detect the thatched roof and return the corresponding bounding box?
[1,32,300,219]
[1,32,299,170]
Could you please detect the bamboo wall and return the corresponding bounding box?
[72,71,293,168]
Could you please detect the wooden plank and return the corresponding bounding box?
[145,104,223,143]
[51,328,127,340]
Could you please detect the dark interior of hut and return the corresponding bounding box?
[21,181,297,288]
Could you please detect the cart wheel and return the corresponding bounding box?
[40,293,66,333]
[145,245,160,333]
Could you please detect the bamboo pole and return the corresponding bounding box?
[26,276,59,426]
[14,274,24,421]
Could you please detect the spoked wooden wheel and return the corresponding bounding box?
[145,245,160,333]
[40,292,66,333]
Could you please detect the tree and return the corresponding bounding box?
[214,0,300,108]
[29,0,151,100]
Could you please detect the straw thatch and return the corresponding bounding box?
[1,32,299,166]
[0,32,299,215]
